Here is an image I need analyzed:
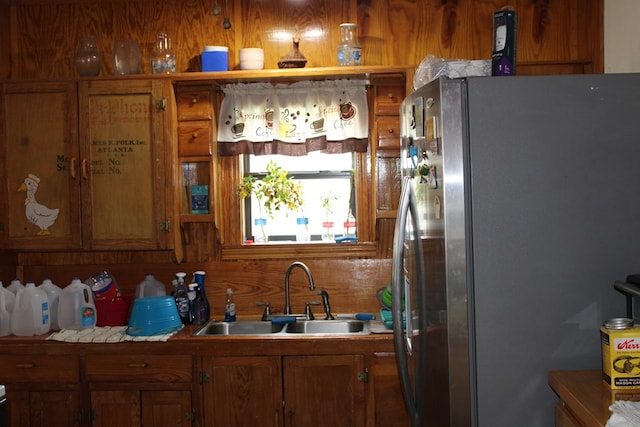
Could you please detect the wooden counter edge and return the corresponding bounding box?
[548,370,612,427]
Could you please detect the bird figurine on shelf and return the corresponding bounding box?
[18,173,59,236]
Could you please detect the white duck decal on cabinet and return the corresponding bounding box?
[17,173,59,235]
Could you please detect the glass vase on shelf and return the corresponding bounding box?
[151,32,176,74]
[337,23,362,66]
[113,40,141,75]
[75,36,103,76]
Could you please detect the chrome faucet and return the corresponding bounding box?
[284,261,315,315]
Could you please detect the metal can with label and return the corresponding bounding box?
[601,318,640,389]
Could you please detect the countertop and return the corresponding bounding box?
[0,318,397,357]
[549,370,640,426]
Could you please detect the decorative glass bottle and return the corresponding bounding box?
[75,36,103,76]
[337,23,362,66]
[151,32,176,74]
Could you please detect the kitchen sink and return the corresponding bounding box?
[192,319,370,336]
[286,319,367,335]
[192,320,285,336]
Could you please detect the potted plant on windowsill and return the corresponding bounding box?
[237,160,304,243]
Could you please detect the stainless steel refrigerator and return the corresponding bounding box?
[392,74,640,426]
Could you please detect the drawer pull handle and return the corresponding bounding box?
[387,93,394,99]
[127,363,148,368]
[191,132,198,140]
[387,128,394,134]
[15,363,35,369]
[191,97,198,105]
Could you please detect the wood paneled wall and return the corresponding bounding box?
[1,0,603,80]
[1,0,604,315]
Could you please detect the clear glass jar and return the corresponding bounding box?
[337,23,362,66]
[151,32,176,74]
[75,36,103,76]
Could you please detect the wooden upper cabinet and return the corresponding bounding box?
[78,79,174,250]
[0,81,82,250]
[0,79,174,251]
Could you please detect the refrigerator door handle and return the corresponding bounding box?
[392,176,423,426]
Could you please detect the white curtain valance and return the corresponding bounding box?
[217,79,369,156]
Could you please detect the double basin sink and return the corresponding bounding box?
[193,318,370,337]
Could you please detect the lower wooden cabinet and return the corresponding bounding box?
[201,354,366,427]
[0,354,82,427]
[0,340,404,427]
[8,389,82,427]
[371,353,411,427]
[90,390,193,427]
[202,356,282,426]
[283,355,366,427]
[86,354,196,427]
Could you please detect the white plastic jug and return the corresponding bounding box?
[10,282,50,336]
[58,278,97,330]
[38,278,62,331]
[0,289,11,337]
[135,273,166,299]
[6,278,24,295]
[0,281,15,313]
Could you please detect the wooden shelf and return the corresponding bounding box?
[180,214,214,226]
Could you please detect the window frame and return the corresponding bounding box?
[217,151,376,260]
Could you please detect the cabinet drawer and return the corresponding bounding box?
[374,84,405,115]
[178,121,212,156]
[85,354,192,383]
[376,117,401,150]
[176,90,213,121]
[0,355,79,383]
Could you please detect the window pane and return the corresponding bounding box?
[245,152,356,243]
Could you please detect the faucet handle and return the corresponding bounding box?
[304,301,320,320]
[317,290,335,320]
[256,302,271,321]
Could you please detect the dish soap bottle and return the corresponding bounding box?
[189,283,208,325]
[172,272,190,324]
[224,288,236,322]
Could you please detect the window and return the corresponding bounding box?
[243,152,356,243]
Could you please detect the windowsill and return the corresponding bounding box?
[220,241,378,260]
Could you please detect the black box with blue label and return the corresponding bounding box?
[492,9,517,76]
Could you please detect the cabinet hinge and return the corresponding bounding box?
[357,368,369,383]
[199,371,211,384]
[155,97,167,111]
[160,219,170,231]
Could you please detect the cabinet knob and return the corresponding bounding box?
[387,128,394,134]
[387,93,394,99]
[191,132,199,140]
[191,97,199,105]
